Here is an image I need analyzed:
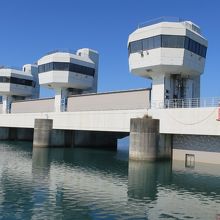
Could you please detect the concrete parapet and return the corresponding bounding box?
[33,119,53,148]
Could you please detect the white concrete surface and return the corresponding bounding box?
[0,109,147,132]
[148,107,220,135]
[0,107,219,136]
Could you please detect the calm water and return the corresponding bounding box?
[0,142,219,220]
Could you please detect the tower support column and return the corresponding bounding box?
[54,88,68,112]
[2,96,13,114]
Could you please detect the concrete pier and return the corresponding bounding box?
[33,119,53,148]
[129,117,171,161]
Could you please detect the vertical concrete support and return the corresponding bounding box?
[2,96,13,114]
[129,117,160,161]
[54,88,68,112]
[33,119,53,148]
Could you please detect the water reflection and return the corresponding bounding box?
[0,143,219,219]
[128,161,172,201]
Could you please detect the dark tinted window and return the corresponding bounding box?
[0,76,34,87]
[38,62,95,77]
[129,34,207,58]
[38,65,45,73]
[142,35,161,50]
[130,40,142,53]
[162,35,184,48]
[142,38,149,50]
[154,35,161,48]
[176,36,185,48]
[184,37,189,50]
[0,77,10,83]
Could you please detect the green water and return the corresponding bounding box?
[0,141,219,220]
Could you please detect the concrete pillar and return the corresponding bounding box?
[151,74,165,108]
[129,117,172,161]
[33,119,53,148]
[129,117,160,161]
[54,88,68,112]
[2,96,13,114]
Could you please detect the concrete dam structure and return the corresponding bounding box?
[0,18,219,165]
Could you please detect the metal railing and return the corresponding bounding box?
[138,16,183,29]
[0,65,22,71]
[44,49,89,57]
[151,97,220,109]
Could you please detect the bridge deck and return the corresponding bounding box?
[0,107,219,136]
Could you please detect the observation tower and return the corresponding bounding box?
[0,64,39,113]
[128,17,208,107]
[37,48,99,112]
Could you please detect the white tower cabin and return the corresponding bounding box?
[128,18,208,108]
[0,65,39,113]
[37,48,99,112]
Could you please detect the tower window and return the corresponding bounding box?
[129,35,207,58]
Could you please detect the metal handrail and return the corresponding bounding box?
[151,97,220,109]
[0,66,22,71]
[138,16,183,29]
[45,49,77,56]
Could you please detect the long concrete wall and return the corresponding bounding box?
[11,98,54,113]
[67,89,150,111]
[8,89,150,114]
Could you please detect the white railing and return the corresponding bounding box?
[151,97,220,109]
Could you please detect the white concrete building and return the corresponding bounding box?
[0,64,39,113]
[37,48,99,112]
[128,18,208,107]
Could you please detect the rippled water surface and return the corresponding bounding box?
[0,141,220,220]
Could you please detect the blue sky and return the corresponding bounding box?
[0,0,219,97]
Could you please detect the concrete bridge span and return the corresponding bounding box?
[0,89,219,164]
